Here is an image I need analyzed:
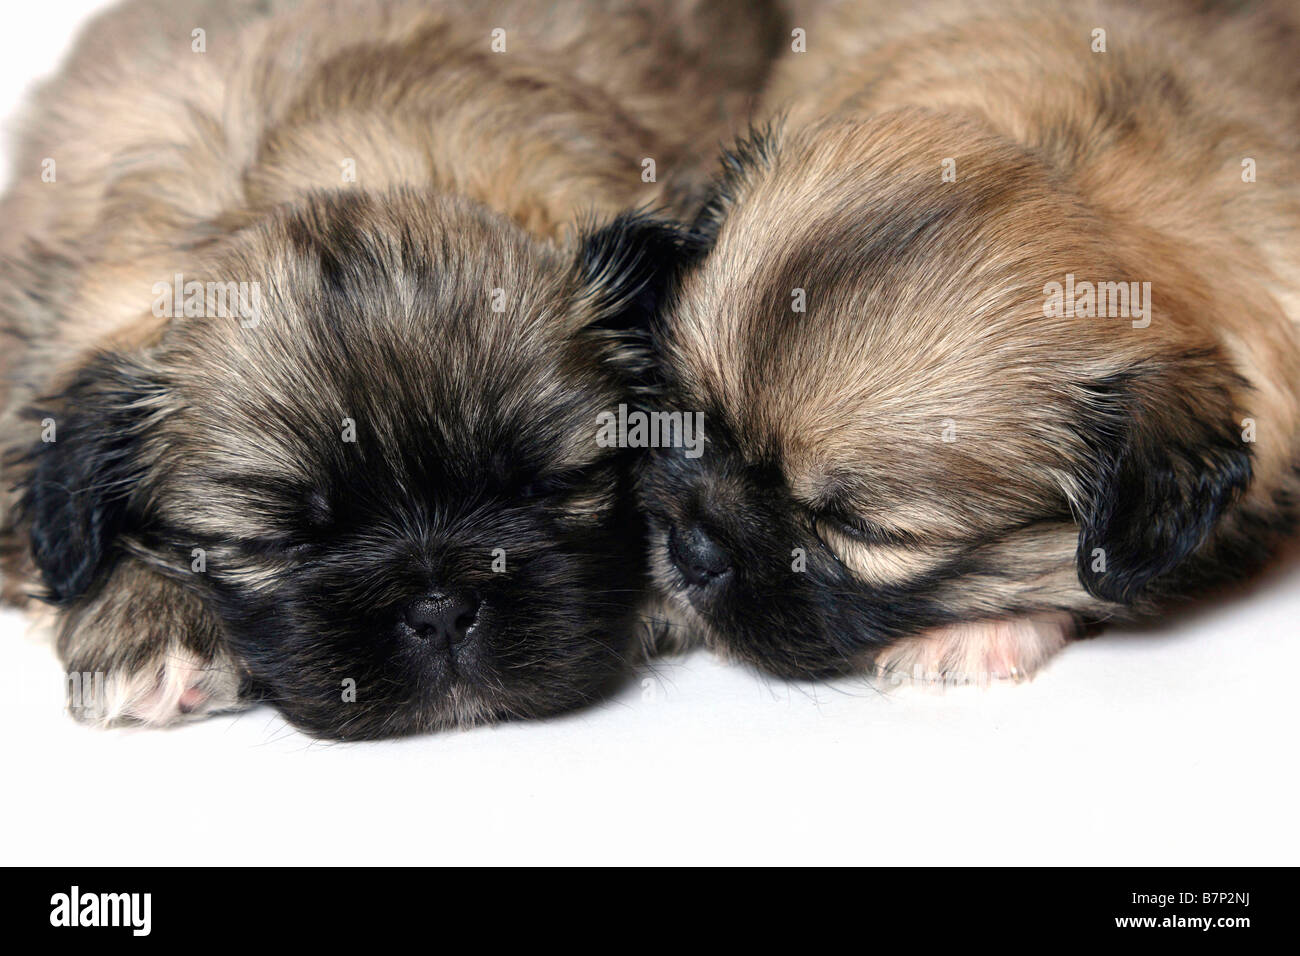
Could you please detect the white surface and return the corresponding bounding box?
[1,1,1297,866]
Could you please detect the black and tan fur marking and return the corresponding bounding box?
[640,0,1300,682]
[0,0,784,737]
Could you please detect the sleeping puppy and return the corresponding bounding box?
[0,0,782,738]
[639,0,1300,684]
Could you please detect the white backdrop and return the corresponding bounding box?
[1,1,1296,866]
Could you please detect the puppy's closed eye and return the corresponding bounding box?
[222,533,317,562]
[812,509,907,546]
[520,463,621,526]
[812,513,955,588]
[518,465,606,501]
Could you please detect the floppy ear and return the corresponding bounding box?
[1074,351,1253,605]
[18,355,165,605]
[574,210,704,384]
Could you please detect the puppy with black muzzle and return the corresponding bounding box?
[0,0,783,738]
[640,0,1300,685]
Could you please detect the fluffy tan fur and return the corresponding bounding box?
[0,0,784,728]
[645,0,1300,683]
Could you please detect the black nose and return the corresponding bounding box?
[403,590,481,644]
[668,523,732,586]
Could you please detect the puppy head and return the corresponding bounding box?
[640,112,1255,677]
[21,190,684,738]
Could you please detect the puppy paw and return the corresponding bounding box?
[57,558,246,727]
[68,643,243,727]
[869,613,1074,687]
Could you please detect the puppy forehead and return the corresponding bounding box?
[174,329,609,485]
[664,129,1122,522]
[671,225,1054,443]
[162,200,613,478]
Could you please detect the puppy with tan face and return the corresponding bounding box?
[0,0,782,738]
[641,0,1300,684]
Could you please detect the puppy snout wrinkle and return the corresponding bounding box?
[404,590,481,644]
[669,524,732,586]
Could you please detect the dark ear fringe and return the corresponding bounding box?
[691,119,782,246]
[1074,351,1254,605]
[575,209,707,390]
[11,354,167,605]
